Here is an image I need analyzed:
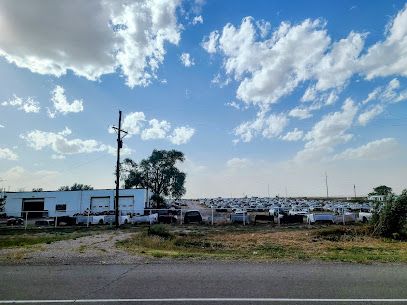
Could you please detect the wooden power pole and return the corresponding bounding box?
[325,172,329,199]
[112,111,127,229]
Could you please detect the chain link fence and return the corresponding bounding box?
[0,206,360,230]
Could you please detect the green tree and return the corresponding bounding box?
[32,188,43,192]
[369,185,393,196]
[372,189,407,239]
[58,183,94,191]
[122,149,186,208]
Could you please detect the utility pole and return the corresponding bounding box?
[112,111,127,229]
[354,184,357,199]
[325,172,329,199]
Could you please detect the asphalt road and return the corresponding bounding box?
[1,262,407,304]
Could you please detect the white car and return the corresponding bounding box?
[358,211,373,223]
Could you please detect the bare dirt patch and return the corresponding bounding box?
[0,230,146,265]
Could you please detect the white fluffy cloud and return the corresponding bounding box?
[121,112,146,136]
[205,5,407,109]
[0,166,60,191]
[362,78,407,105]
[20,127,122,157]
[47,85,84,118]
[281,128,304,142]
[169,126,195,145]
[359,4,407,79]
[204,5,407,149]
[203,17,363,109]
[0,0,181,88]
[225,101,241,110]
[1,95,40,113]
[141,119,171,140]
[294,98,358,162]
[0,147,18,160]
[180,53,195,67]
[121,112,195,145]
[226,157,250,169]
[333,138,398,160]
[202,31,220,54]
[192,15,203,25]
[358,104,384,126]
[358,78,407,126]
[288,107,312,120]
[313,32,365,91]
[234,112,288,142]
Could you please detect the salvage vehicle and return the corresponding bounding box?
[307,213,334,224]
[358,209,373,223]
[6,217,24,226]
[156,210,178,224]
[183,210,202,224]
[230,211,250,224]
[35,219,55,227]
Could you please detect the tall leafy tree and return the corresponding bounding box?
[122,149,186,207]
[369,185,393,196]
[58,183,94,191]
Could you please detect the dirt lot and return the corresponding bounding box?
[0,229,146,265]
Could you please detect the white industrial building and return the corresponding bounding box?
[4,188,148,218]
[367,195,387,202]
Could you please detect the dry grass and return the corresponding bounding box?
[117,225,407,263]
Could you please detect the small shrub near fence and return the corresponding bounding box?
[148,224,173,239]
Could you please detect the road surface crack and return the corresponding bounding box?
[86,264,142,298]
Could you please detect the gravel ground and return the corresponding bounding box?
[0,231,147,266]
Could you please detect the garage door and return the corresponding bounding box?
[91,197,110,213]
[118,196,134,211]
[22,199,45,218]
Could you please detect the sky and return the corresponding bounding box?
[0,0,407,198]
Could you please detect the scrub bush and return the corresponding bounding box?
[148,224,173,239]
[372,190,407,239]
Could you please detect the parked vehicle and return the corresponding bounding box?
[184,210,202,224]
[333,212,356,224]
[288,207,309,216]
[358,208,373,223]
[35,219,55,227]
[6,217,24,226]
[254,214,273,224]
[230,211,250,224]
[131,213,158,224]
[279,214,305,224]
[75,214,129,225]
[307,213,334,224]
[157,210,178,224]
[269,207,287,217]
[55,216,76,226]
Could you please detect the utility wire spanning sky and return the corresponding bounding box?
[0,0,406,198]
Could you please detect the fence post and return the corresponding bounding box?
[243,209,246,226]
[87,210,90,227]
[24,211,28,230]
[278,212,281,226]
[180,209,183,225]
[211,206,214,226]
[55,216,58,229]
[342,207,345,225]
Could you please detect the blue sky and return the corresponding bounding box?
[0,0,406,197]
